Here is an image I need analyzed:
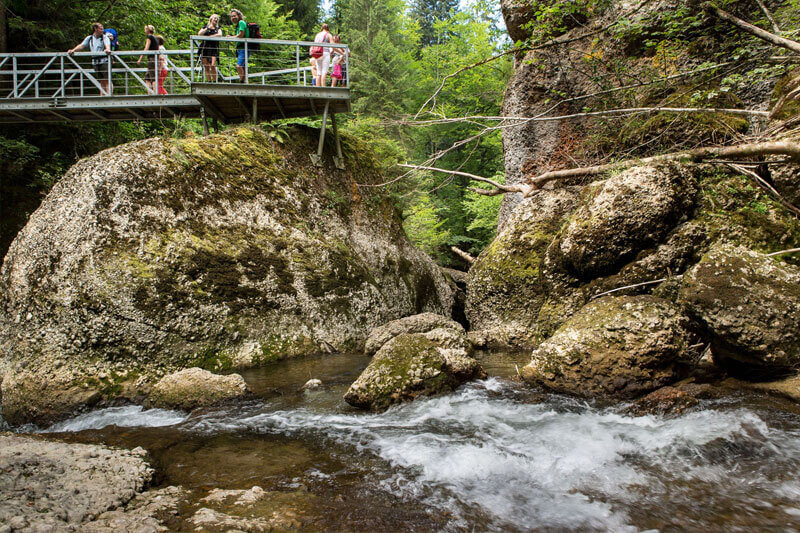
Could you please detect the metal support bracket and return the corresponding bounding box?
[310,101,330,167]
[331,112,345,170]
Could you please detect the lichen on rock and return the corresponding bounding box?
[344,333,486,411]
[0,126,453,425]
[149,367,248,411]
[521,295,697,398]
[678,243,800,376]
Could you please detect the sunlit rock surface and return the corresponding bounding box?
[521,295,697,398]
[0,126,453,425]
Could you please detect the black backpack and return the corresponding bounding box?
[247,23,262,50]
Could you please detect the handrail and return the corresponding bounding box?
[191,35,350,49]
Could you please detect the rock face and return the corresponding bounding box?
[468,160,800,350]
[364,312,466,356]
[149,367,248,411]
[625,386,699,417]
[0,126,453,425]
[521,295,696,398]
[344,333,485,410]
[678,244,800,375]
[0,434,154,531]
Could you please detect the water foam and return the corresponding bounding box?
[180,378,800,531]
[44,405,188,432]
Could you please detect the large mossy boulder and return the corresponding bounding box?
[549,163,697,279]
[149,368,248,411]
[344,333,486,411]
[467,162,800,350]
[466,187,581,347]
[0,126,453,425]
[364,312,466,356]
[520,295,697,398]
[678,243,800,375]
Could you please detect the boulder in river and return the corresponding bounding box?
[344,333,486,411]
[0,126,453,425]
[149,367,248,411]
[521,295,697,398]
[364,312,466,356]
[678,243,800,377]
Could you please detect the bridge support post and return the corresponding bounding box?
[310,102,330,167]
[331,112,345,170]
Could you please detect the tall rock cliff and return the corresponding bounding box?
[0,126,453,425]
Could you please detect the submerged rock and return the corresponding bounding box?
[521,295,697,398]
[678,243,800,376]
[364,313,465,356]
[0,434,154,531]
[149,367,248,411]
[0,126,453,425]
[344,333,486,411]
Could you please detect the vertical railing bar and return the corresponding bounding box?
[60,55,65,98]
[190,37,194,84]
[244,41,249,83]
[296,44,300,86]
[12,56,18,97]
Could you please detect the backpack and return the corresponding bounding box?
[247,22,262,50]
[104,28,119,51]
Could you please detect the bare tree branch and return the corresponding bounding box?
[727,163,800,216]
[403,106,768,127]
[451,246,476,264]
[398,163,531,195]
[767,247,800,256]
[590,278,668,300]
[704,3,800,54]
[415,0,659,118]
[754,0,781,33]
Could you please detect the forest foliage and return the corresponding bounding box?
[0,0,511,266]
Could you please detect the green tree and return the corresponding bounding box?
[410,0,458,47]
[273,0,320,36]
[336,0,417,116]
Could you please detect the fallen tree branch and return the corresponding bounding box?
[704,3,800,54]
[403,106,769,127]
[397,163,530,196]
[402,141,800,197]
[451,246,476,264]
[754,0,781,33]
[590,278,668,300]
[528,140,800,191]
[767,247,800,256]
[727,163,800,216]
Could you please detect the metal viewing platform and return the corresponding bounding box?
[0,36,351,165]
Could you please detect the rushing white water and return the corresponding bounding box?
[43,377,800,531]
[43,405,188,432]
[175,378,800,531]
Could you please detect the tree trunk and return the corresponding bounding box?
[703,3,800,54]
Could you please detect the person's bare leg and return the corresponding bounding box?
[211,57,217,82]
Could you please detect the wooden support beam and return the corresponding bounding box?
[196,95,226,123]
[235,96,252,121]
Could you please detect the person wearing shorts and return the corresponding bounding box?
[198,14,222,82]
[312,23,332,88]
[137,25,159,94]
[67,23,112,95]
[230,9,249,82]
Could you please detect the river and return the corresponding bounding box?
[28,351,800,531]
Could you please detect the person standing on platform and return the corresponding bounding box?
[311,23,332,88]
[67,23,113,95]
[137,25,159,94]
[156,35,168,95]
[198,14,222,82]
[230,9,249,83]
[330,34,347,87]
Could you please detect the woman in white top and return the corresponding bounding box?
[312,23,332,88]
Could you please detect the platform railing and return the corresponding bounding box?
[190,36,349,88]
[0,38,350,100]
